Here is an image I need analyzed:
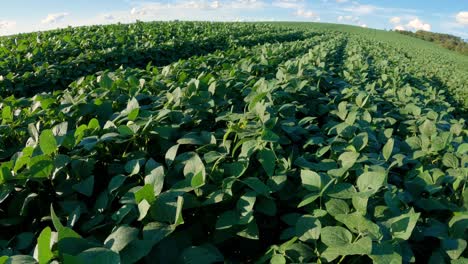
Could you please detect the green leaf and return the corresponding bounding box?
[76,247,120,264]
[104,225,139,252]
[2,105,13,123]
[261,129,280,142]
[39,129,57,155]
[143,222,175,244]
[419,120,437,137]
[270,254,286,264]
[442,153,458,168]
[321,237,372,261]
[339,151,359,169]
[295,215,321,242]
[237,220,259,240]
[37,227,54,264]
[215,210,238,230]
[385,209,421,240]
[126,97,140,121]
[382,138,394,161]
[28,155,53,179]
[72,176,94,197]
[320,226,352,247]
[191,171,205,188]
[335,212,382,240]
[174,196,184,226]
[181,244,224,264]
[50,205,64,231]
[370,241,403,264]
[5,255,37,264]
[257,149,275,177]
[134,184,155,204]
[243,177,271,197]
[442,239,467,260]
[325,199,350,217]
[457,143,468,154]
[300,169,322,192]
[352,132,368,151]
[357,170,386,195]
[165,144,179,167]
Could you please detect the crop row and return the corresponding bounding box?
[0,22,310,97]
[0,23,466,263]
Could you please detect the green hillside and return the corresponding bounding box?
[0,22,467,263]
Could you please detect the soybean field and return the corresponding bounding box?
[0,21,467,263]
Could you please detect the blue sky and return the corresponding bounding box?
[0,0,467,38]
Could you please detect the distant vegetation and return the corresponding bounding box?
[395,29,468,55]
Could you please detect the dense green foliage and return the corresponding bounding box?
[394,29,468,56]
[0,22,467,264]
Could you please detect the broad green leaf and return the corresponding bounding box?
[181,244,223,264]
[243,177,271,197]
[325,198,350,217]
[385,209,421,240]
[335,212,382,240]
[174,196,184,226]
[320,226,352,247]
[37,227,54,264]
[237,220,259,240]
[338,151,359,169]
[138,200,151,221]
[165,144,179,167]
[442,239,467,260]
[143,222,175,244]
[295,215,321,242]
[2,105,12,123]
[442,153,458,168]
[76,247,120,264]
[300,169,322,192]
[5,255,36,264]
[382,138,394,161]
[257,149,275,177]
[357,170,386,195]
[104,225,139,252]
[419,120,437,137]
[72,176,94,197]
[270,254,286,264]
[39,129,57,155]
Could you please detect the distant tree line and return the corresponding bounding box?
[394,30,468,55]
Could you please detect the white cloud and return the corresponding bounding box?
[394,25,405,31]
[390,17,401,24]
[0,20,16,30]
[455,11,468,25]
[343,4,376,15]
[273,0,304,9]
[407,18,431,31]
[336,0,348,3]
[338,15,359,23]
[41,12,69,24]
[294,8,319,19]
[360,24,367,28]
[103,14,115,20]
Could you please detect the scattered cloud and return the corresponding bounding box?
[342,4,377,15]
[336,0,348,3]
[41,12,69,24]
[360,24,367,28]
[272,0,304,9]
[103,14,115,20]
[294,8,319,20]
[0,20,16,30]
[390,16,401,24]
[394,25,405,31]
[455,11,468,25]
[407,18,431,31]
[338,15,360,23]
